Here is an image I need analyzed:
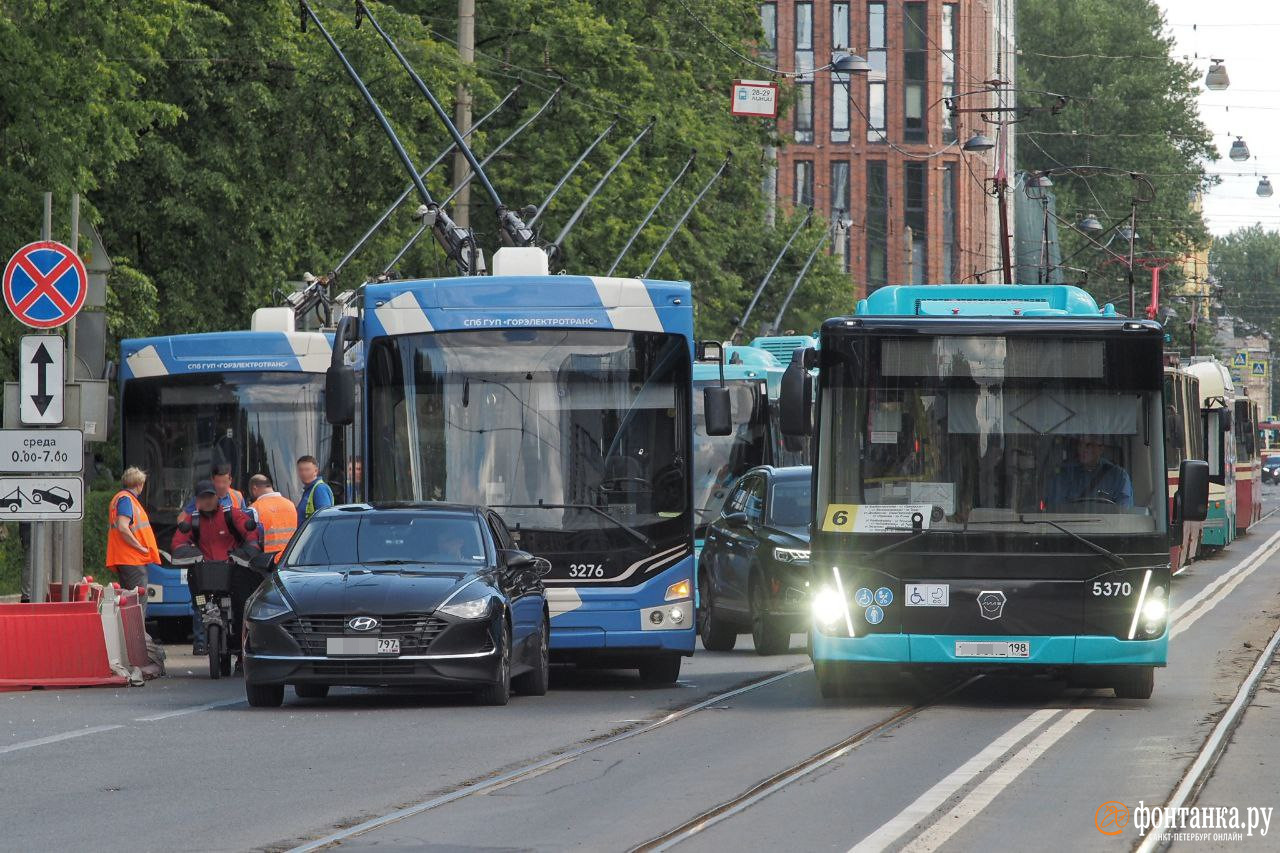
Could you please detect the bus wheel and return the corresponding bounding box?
[639,654,682,685]
[1112,666,1155,700]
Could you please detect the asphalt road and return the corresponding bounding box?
[4,495,1280,852]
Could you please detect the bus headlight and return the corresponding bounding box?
[1142,598,1167,623]
[812,587,847,631]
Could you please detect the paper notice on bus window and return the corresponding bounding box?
[870,431,897,444]
[821,504,934,533]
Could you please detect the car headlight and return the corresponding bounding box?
[811,587,845,629]
[774,547,811,564]
[438,597,491,620]
[246,582,292,621]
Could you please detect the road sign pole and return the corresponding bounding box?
[64,194,83,597]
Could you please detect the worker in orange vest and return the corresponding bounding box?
[107,466,161,615]
[249,473,298,559]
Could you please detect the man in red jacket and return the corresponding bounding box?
[172,480,261,666]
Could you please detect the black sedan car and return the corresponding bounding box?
[242,502,550,707]
[697,466,811,655]
[1262,455,1280,484]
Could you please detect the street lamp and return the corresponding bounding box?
[1077,214,1104,236]
[831,52,871,74]
[1205,59,1230,91]
[962,131,995,152]
[1230,136,1250,162]
[1117,225,1138,242]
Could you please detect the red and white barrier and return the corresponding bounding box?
[0,578,161,690]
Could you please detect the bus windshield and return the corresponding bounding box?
[817,334,1166,536]
[692,378,767,532]
[121,372,338,548]
[367,329,690,555]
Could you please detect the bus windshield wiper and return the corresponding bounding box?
[492,502,654,548]
[965,517,1126,567]
[863,527,942,561]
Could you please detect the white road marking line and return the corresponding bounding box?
[904,710,1093,852]
[848,709,1062,853]
[1173,527,1280,623]
[850,525,1280,852]
[0,725,123,755]
[133,697,246,722]
[1172,532,1280,638]
[289,666,809,852]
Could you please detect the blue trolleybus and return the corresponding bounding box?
[118,309,340,630]
[327,249,698,683]
[780,285,1209,700]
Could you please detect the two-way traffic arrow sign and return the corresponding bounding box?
[19,335,63,425]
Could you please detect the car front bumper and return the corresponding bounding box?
[243,648,503,688]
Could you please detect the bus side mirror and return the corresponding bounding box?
[703,386,733,436]
[1178,459,1210,523]
[780,349,814,437]
[1220,409,1233,433]
[326,365,355,426]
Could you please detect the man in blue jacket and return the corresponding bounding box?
[1046,436,1133,509]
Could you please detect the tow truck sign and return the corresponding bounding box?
[0,476,84,520]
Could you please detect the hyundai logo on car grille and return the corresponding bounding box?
[348,616,379,631]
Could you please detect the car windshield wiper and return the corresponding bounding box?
[493,502,654,548]
[362,559,417,565]
[964,516,1126,568]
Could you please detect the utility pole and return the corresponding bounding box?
[452,0,475,228]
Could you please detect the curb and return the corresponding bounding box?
[0,594,21,604]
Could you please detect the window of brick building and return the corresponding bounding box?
[831,160,851,272]
[795,160,814,207]
[905,161,927,283]
[941,4,958,143]
[867,160,888,290]
[867,3,887,142]
[903,3,927,143]
[942,163,958,281]
[760,3,777,65]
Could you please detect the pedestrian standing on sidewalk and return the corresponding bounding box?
[106,467,161,616]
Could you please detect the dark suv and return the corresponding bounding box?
[696,466,811,655]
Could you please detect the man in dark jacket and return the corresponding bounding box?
[172,480,261,666]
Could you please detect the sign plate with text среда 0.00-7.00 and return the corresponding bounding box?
[0,429,83,473]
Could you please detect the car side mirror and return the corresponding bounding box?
[722,511,749,528]
[703,386,733,437]
[1178,459,1210,523]
[780,348,814,438]
[250,552,275,574]
[326,365,355,426]
[501,549,537,571]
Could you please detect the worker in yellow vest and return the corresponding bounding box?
[249,473,299,559]
[106,467,161,615]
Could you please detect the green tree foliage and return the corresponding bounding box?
[1,0,847,356]
[1016,0,1215,307]
[1210,225,1280,338]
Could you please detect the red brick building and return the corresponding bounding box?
[764,0,1014,297]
